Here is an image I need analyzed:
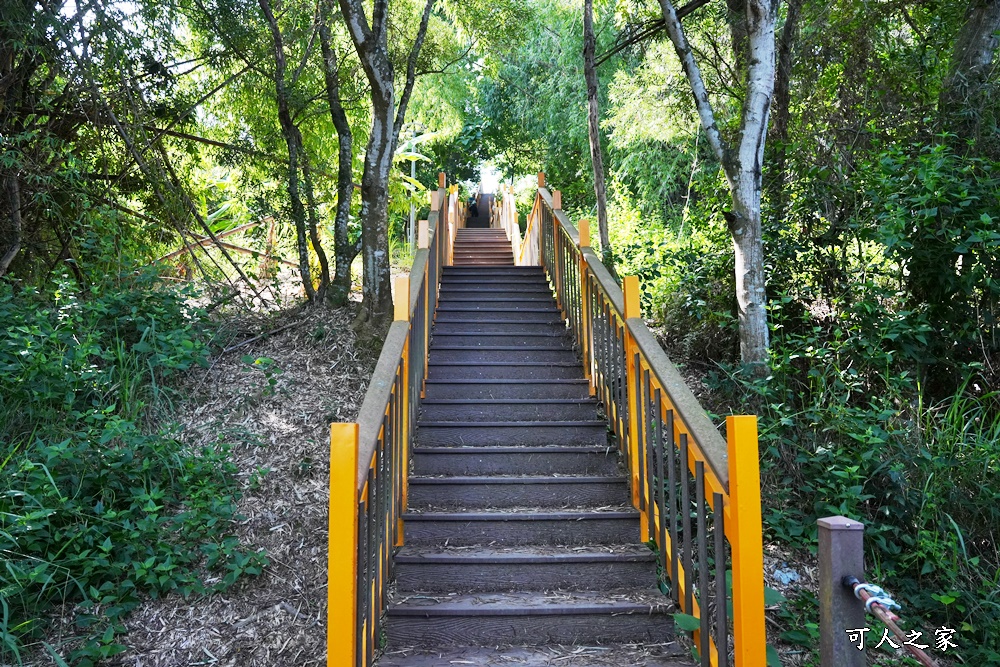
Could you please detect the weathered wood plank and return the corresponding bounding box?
[411,445,620,476]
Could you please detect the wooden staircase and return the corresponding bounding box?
[452,228,514,265]
[379,236,690,665]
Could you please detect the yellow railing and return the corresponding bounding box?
[325,171,767,667]
[534,184,767,667]
[491,174,543,266]
[327,176,452,667]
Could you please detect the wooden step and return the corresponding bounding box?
[453,260,516,266]
[426,362,581,380]
[393,545,655,592]
[386,591,672,646]
[415,421,607,446]
[436,303,558,313]
[437,294,556,304]
[428,348,576,364]
[452,250,513,256]
[443,265,542,271]
[430,321,566,335]
[428,333,573,349]
[377,644,690,667]
[439,279,549,288]
[441,274,541,279]
[411,445,620,476]
[401,509,640,546]
[441,276,548,284]
[408,475,626,508]
[420,398,597,421]
[434,310,562,323]
[438,284,551,293]
[422,379,590,399]
[441,269,544,276]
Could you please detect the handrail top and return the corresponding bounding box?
[628,320,729,490]
[355,320,409,490]
[581,247,625,316]
[539,184,728,490]
[538,187,580,247]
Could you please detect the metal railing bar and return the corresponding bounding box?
[636,352,647,512]
[714,491,728,667]
[666,409,679,591]
[628,320,730,491]
[655,389,669,588]
[644,367,656,538]
[355,497,365,667]
[696,460,710,666]
[680,433,694,616]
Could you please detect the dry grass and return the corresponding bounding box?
[110,301,377,667]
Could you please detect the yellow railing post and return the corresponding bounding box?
[447,185,458,266]
[551,190,563,314]
[327,423,359,667]
[394,275,410,323]
[578,219,595,396]
[727,415,766,666]
[394,276,410,548]
[622,276,643,529]
[418,220,430,399]
[417,219,429,249]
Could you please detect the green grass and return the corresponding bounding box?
[0,271,267,664]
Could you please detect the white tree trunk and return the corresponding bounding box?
[658,0,777,369]
[729,0,775,366]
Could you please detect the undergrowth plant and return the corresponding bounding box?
[0,270,267,665]
[706,296,1000,661]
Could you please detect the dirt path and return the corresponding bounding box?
[113,303,376,667]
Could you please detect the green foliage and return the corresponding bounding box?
[241,356,284,396]
[0,272,265,662]
[706,298,1000,658]
[867,142,1000,385]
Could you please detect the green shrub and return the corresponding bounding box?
[707,299,1000,660]
[0,272,266,664]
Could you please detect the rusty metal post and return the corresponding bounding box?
[818,516,866,667]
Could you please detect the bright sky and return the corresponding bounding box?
[478,163,501,194]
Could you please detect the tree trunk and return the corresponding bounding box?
[0,175,23,278]
[335,0,435,331]
[301,151,331,300]
[768,0,802,220]
[939,0,1000,143]
[583,0,613,264]
[658,0,777,370]
[357,90,396,326]
[259,0,317,302]
[726,0,749,73]
[318,11,360,307]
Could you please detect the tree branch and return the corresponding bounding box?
[595,0,713,67]
[394,0,435,139]
[0,176,23,278]
[337,0,374,57]
[657,0,729,171]
[417,40,477,76]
